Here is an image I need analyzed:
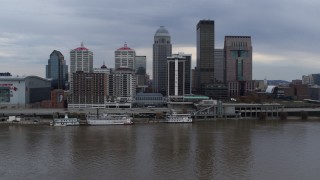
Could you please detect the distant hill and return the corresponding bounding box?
[267,80,289,85]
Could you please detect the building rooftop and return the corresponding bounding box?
[117,43,133,51]
[136,93,164,97]
[74,42,89,51]
[0,75,51,82]
[155,26,170,37]
[183,95,210,99]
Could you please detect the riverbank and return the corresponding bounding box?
[1,116,320,126]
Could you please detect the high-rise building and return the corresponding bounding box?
[115,43,135,70]
[302,74,313,85]
[135,56,147,92]
[167,53,192,98]
[69,42,93,91]
[68,71,107,108]
[153,26,172,96]
[312,74,320,86]
[108,68,136,100]
[46,50,68,90]
[224,36,253,97]
[196,20,215,94]
[214,49,225,84]
[70,42,93,73]
[135,56,146,73]
[224,36,252,82]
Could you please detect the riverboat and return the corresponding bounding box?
[86,113,133,125]
[50,114,80,126]
[165,112,193,123]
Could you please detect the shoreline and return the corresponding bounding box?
[1,116,320,126]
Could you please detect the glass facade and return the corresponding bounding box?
[46,50,68,90]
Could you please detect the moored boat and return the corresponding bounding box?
[50,114,80,126]
[86,113,133,125]
[165,112,193,123]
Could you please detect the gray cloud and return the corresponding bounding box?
[0,0,319,81]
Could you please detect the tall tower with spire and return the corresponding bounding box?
[153,26,172,95]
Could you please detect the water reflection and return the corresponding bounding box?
[0,120,320,179]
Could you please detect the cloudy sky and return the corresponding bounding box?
[0,0,319,81]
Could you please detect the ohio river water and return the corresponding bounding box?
[1,120,320,180]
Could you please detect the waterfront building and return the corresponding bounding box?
[134,93,167,107]
[50,89,66,108]
[228,80,256,97]
[68,71,107,108]
[106,68,136,108]
[46,50,68,90]
[167,53,192,100]
[195,20,215,94]
[0,76,51,108]
[115,43,135,70]
[203,84,229,99]
[153,26,172,96]
[309,86,320,100]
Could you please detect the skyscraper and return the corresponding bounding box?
[70,42,93,73]
[135,56,147,91]
[224,36,252,82]
[46,50,68,89]
[153,26,172,96]
[115,43,135,70]
[167,53,192,98]
[69,42,93,90]
[196,20,215,94]
[224,36,253,97]
[135,56,147,73]
[214,49,225,84]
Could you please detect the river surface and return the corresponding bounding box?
[1,120,320,180]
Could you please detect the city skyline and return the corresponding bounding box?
[1,0,320,81]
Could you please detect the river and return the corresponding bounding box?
[1,120,320,180]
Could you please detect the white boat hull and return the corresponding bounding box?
[165,113,193,123]
[51,118,80,126]
[86,113,133,125]
[87,119,133,125]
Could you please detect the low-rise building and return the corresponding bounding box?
[0,76,51,108]
[134,93,167,107]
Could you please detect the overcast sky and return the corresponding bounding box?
[1,0,319,81]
